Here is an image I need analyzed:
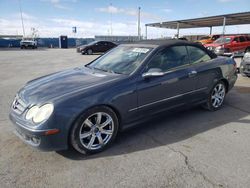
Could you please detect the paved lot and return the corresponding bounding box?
[0,48,250,188]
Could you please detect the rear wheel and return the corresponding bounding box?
[70,106,119,154]
[203,81,226,111]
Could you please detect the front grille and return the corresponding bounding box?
[12,95,28,115]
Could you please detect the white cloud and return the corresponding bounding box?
[40,0,76,10]
[162,8,172,13]
[97,5,124,14]
[2,12,250,39]
[96,5,162,21]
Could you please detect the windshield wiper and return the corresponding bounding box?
[87,65,108,72]
[108,70,123,74]
[86,65,123,74]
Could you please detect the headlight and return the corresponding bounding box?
[26,104,54,124]
[244,53,250,60]
[25,106,39,120]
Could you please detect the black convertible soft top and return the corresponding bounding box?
[129,39,217,59]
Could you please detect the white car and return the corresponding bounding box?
[20,39,37,49]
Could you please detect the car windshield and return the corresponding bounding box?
[214,37,231,44]
[87,41,98,45]
[87,46,152,75]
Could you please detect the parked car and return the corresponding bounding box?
[77,41,117,55]
[9,40,237,154]
[20,38,37,49]
[197,35,221,45]
[240,49,250,77]
[205,35,250,56]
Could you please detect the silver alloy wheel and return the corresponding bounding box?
[87,49,92,55]
[211,83,225,108]
[79,112,114,150]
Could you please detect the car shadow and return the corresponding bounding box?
[57,97,250,160]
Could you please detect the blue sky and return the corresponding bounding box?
[0,0,249,38]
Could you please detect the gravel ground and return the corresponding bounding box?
[0,48,250,188]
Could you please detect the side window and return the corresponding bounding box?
[147,46,189,72]
[233,37,239,42]
[187,46,211,64]
[239,36,246,42]
[212,35,219,40]
[108,42,114,46]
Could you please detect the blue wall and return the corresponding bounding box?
[0,38,94,48]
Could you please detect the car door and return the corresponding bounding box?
[107,42,115,51]
[99,42,108,52]
[186,45,216,101]
[231,37,240,52]
[135,45,198,116]
[93,42,105,52]
[239,36,247,52]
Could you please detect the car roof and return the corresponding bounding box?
[221,35,247,38]
[121,39,217,58]
[122,39,200,48]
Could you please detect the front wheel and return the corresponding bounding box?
[203,81,226,111]
[70,106,119,154]
[87,49,93,55]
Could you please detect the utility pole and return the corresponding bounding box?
[18,0,25,37]
[138,7,141,40]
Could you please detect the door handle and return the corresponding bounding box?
[188,70,197,77]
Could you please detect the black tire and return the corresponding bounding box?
[203,81,226,111]
[87,49,93,55]
[70,106,119,154]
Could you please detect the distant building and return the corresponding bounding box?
[95,35,139,43]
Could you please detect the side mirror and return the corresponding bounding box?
[232,41,238,44]
[142,68,164,79]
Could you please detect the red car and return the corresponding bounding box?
[205,35,250,55]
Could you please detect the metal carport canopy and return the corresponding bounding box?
[145,11,250,37]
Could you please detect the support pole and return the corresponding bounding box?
[145,25,148,40]
[222,17,226,36]
[138,7,141,40]
[176,22,180,38]
[209,26,212,35]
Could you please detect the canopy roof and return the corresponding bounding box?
[146,12,250,29]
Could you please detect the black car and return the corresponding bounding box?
[77,41,117,55]
[240,51,250,77]
[9,40,237,154]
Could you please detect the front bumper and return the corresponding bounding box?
[9,112,68,151]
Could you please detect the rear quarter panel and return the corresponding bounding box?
[195,56,236,95]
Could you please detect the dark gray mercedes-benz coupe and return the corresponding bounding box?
[9,40,237,154]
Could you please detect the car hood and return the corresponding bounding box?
[198,39,212,44]
[18,67,121,104]
[204,43,223,47]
